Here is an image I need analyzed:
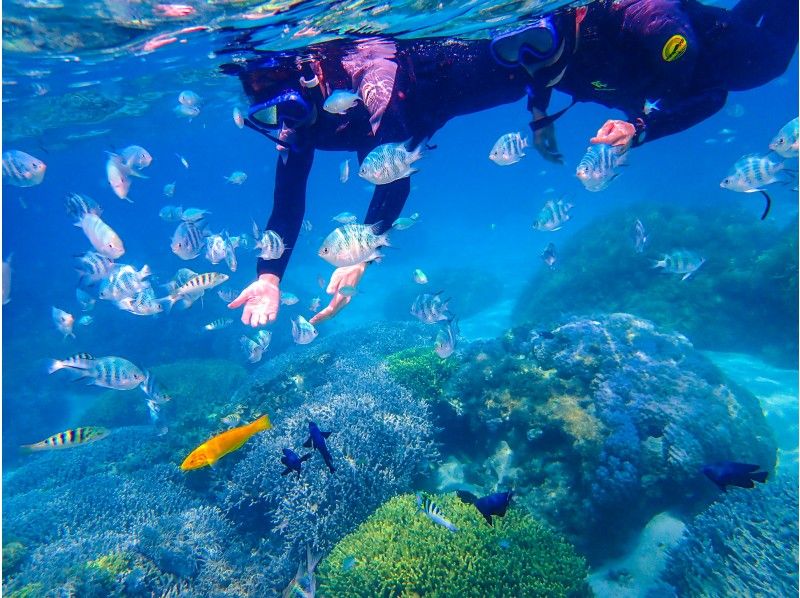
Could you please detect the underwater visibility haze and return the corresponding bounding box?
[1,0,799,596]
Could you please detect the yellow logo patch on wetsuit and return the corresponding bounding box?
[662,34,688,62]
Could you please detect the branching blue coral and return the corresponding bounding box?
[662,473,798,596]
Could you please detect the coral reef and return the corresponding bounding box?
[385,345,458,401]
[317,493,591,597]
[661,473,798,596]
[513,204,798,368]
[388,314,776,556]
[222,355,438,582]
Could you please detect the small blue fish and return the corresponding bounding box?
[416,493,458,532]
[303,421,335,473]
[457,490,513,526]
[643,98,660,115]
[702,462,768,491]
[323,90,361,115]
[280,448,312,476]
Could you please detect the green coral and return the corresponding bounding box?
[385,347,457,400]
[86,551,131,578]
[5,582,43,598]
[317,493,591,598]
[3,541,27,579]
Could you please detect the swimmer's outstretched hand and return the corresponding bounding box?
[310,262,367,325]
[590,119,636,150]
[228,273,281,327]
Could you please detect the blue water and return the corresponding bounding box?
[2,2,798,596]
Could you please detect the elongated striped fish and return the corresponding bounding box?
[56,356,145,390]
[576,143,626,191]
[204,317,233,331]
[48,352,94,374]
[171,272,229,301]
[318,223,389,267]
[416,493,458,532]
[22,426,109,451]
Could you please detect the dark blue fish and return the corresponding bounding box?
[303,421,335,473]
[280,448,311,476]
[702,461,768,491]
[457,490,513,526]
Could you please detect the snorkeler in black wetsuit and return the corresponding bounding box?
[226,0,797,328]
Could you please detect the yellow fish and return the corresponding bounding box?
[181,414,271,471]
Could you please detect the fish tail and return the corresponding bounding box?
[20,444,37,453]
[253,414,272,432]
[138,264,151,279]
[47,360,64,374]
[651,258,666,269]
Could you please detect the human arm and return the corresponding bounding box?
[228,145,314,327]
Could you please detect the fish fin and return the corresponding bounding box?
[751,470,768,483]
[482,513,494,526]
[303,437,313,448]
[20,444,35,453]
[123,196,134,204]
[681,271,694,281]
[328,465,336,474]
[127,170,148,179]
[321,430,332,438]
[457,490,477,505]
[738,479,755,489]
[280,456,288,466]
[280,467,292,476]
[758,190,771,220]
[300,453,312,462]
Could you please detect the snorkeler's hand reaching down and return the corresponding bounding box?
[309,262,367,326]
[228,273,281,327]
[590,119,636,150]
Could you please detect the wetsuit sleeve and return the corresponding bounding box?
[631,88,727,146]
[363,177,410,234]
[256,146,315,278]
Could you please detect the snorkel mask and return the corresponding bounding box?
[245,89,313,143]
[490,17,563,72]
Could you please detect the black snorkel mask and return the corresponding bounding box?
[490,17,563,72]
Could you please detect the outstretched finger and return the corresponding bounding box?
[227,289,250,309]
[309,304,335,325]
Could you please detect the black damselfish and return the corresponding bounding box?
[280,448,311,476]
[457,490,513,526]
[702,461,768,491]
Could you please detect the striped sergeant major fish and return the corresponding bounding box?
[2,150,46,187]
[65,192,102,220]
[489,132,529,166]
[720,153,794,220]
[318,223,389,267]
[575,143,627,192]
[532,197,573,232]
[22,426,110,452]
[140,370,171,404]
[651,249,706,281]
[171,220,208,260]
[76,251,115,285]
[410,291,451,324]
[416,493,458,532]
[165,271,229,309]
[769,117,799,158]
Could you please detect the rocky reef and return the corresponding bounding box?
[513,204,798,368]
[387,313,777,557]
[317,493,591,598]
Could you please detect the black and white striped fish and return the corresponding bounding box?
[240,330,272,363]
[358,140,424,185]
[47,352,94,374]
[318,223,389,267]
[291,316,318,345]
[256,229,286,260]
[416,493,458,532]
[167,272,229,308]
[55,356,146,390]
[575,143,627,192]
[489,132,529,165]
[116,288,163,316]
[652,250,706,281]
[22,426,109,451]
[533,198,573,232]
[411,292,451,324]
[99,264,151,301]
[171,221,208,260]
[76,252,115,285]
[141,370,172,404]
[65,192,102,220]
[720,153,786,192]
[204,317,233,331]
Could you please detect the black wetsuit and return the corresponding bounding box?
[241,39,532,279]
[235,0,797,279]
